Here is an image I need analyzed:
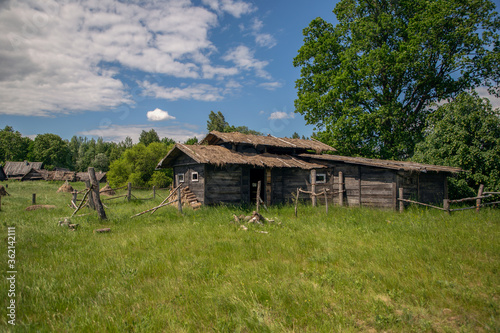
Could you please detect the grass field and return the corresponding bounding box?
[0,180,499,332]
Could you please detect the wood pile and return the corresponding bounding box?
[169,186,202,209]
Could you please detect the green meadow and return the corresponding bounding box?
[0,181,499,332]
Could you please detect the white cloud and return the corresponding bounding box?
[259,81,283,90]
[141,81,225,102]
[147,108,176,122]
[268,111,295,120]
[202,0,255,17]
[476,86,500,109]
[78,124,204,144]
[0,0,258,116]
[223,45,270,79]
[250,18,276,48]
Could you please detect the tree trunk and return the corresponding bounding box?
[88,167,107,220]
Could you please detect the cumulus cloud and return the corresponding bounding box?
[202,0,255,17]
[249,18,277,48]
[259,81,283,90]
[0,0,260,116]
[223,45,270,79]
[79,124,204,144]
[147,108,176,122]
[268,111,295,120]
[141,81,225,102]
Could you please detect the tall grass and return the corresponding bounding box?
[1,181,499,332]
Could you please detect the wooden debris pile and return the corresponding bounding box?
[232,211,275,226]
[58,218,79,231]
[169,186,202,210]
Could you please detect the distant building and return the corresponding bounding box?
[3,161,44,181]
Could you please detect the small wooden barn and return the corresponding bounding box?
[157,131,461,209]
[3,161,44,181]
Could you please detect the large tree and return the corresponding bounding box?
[31,133,71,169]
[413,92,500,198]
[294,0,500,159]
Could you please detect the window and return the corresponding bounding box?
[192,172,199,182]
[316,173,326,184]
[177,174,184,183]
[311,173,327,184]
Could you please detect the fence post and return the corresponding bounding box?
[72,191,77,204]
[177,186,182,213]
[127,182,132,202]
[294,188,299,218]
[324,191,328,214]
[153,186,156,200]
[338,171,344,206]
[443,199,450,214]
[32,193,36,205]
[256,180,261,214]
[311,169,317,207]
[476,184,484,213]
[398,187,404,213]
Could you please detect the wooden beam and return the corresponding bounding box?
[399,187,404,213]
[311,169,317,207]
[256,180,261,213]
[338,171,344,206]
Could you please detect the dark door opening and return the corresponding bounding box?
[250,168,265,203]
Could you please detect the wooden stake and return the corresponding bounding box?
[153,186,156,200]
[127,182,132,202]
[32,193,36,205]
[311,169,317,207]
[324,191,328,214]
[338,171,344,206]
[399,187,404,213]
[88,167,107,220]
[295,188,299,217]
[476,184,484,213]
[177,186,182,213]
[131,199,179,218]
[256,180,261,214]
[443,199,450,215]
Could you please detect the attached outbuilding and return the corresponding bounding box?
[3,161,44,181]
[157,131,461,209]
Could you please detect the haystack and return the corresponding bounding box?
[57,181,74,193]
[100,183,115,196]
[0,185,9,196]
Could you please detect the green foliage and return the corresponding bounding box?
[207,110,262,135]
[1,181,499,332]
[184,137,199,145]
[31,133,71,169]
[139,129,160,146]
[294,0,500,159]
[413,92,500,198]
[0,126,31,163]
[107,142,172,187]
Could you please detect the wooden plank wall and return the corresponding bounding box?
[205,165,243,205]
[173,164,205,204]
[418,172,446,204]
[359,167,395,208]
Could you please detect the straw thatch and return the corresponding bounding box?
[43,170,77,182]
[299,154,462,173]
[0,185,9,196]
[57,181,74,193]
[157,144,327,170]
[100,183,115,196]
[4,161,43,178]
[201,131,335,153]
[76,172,107,183]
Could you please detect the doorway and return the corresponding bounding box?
[250,168,265,203]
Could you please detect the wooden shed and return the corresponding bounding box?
[4,161,44,181]
[157,132,461,209]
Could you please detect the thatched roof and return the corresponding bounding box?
[158,144,326,170]
[200,131,335,153]
[41,170,77,182]
[300,154,462,173]
[4,161,43,177]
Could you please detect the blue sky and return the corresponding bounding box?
[1,0,498,144]
[0,0,339,143]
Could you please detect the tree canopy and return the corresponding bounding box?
[206,111,262,135]
[293,0,500,159]
[413,92,500,198]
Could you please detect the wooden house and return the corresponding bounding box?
[157,131,461,209]
[3,161,44,181]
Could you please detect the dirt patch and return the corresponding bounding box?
[25,205,57,211]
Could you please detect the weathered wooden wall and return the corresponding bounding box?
[205,165,243,205]
[173,164,205,204]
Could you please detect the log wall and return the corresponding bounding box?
[173,164,205,204]
[205,165,243,205]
